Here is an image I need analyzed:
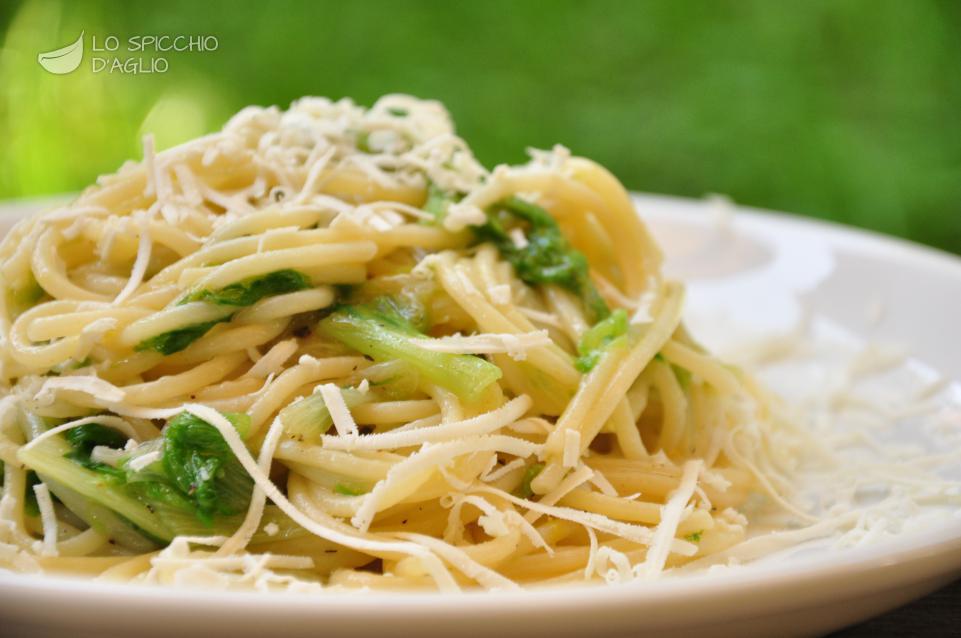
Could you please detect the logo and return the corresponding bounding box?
[38,31,84,75]
[37,32,219,76]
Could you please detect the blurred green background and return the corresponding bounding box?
[1,0,959,251]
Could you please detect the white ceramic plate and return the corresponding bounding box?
[0,194,959,638]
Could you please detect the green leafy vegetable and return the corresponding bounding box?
[134,319,227,355]
[281,386,370,442]
[182,269,311,307]
[158,412,254,523]
[317,298,502,403]
[423,181,458,224]
[333,483,367,496]
[356,130,372,153]
[357,360,421,400]
[387,107,408,117]
[514,463,545,499]
[65,423,128,455]
[23,471,41,517]
[6,274,46,318]
[18,412,157,550]
[474,197,609,322]
[139,270,312,355]
[574,309,629,373]
[684,530,703,543]
[64,423,128,480]
[17,410,254,545]
[672,364,692,390]
[45,357,94,377]
[653,353,693,389]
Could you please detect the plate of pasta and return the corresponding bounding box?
[0,95,959,638]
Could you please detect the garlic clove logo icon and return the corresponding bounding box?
[38,31,84,75]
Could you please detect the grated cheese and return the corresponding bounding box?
[587,469,619,497]
[90,445,127,467]
[409,331,552,361]
[524,464,594,524]
[638,459,702,578]
[488,283,512,306]
[142,134,159,198]
[112,216,153,306]
[127,450,161,473]
[481,458,526,482]
[472,484,696,555]
[318,384,359,438]
[563,430,581,468]
[323,395,532,451]
[182,404,461,592]
[442,202,486,232]
[218,416,286,556]
[34,376,126,406]
[508,228,529,249]
[20,415,138,454]
[351,434,543,532]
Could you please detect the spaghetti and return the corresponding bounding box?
[0,95,797,590]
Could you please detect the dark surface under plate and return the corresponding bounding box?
[830,578,961,636]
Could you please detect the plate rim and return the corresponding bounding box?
[0,192,959,625]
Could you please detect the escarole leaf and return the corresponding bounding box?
[6,273,45,317]
[333,483,367,496]
[17,412,159,550]
[18,434,173,542]
[137,270,312,355]
[281,387,370,442]
[16,410,254,547]
[514,463,545,499]
[575,309,629,373]
[158,411,253,524]
[64,423,128,480]
[134,318,230,355]
[423,181,461,224]
[182,269,311,307]
[473,197,610,322]
[317,297,502,403]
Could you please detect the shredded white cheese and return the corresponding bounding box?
[127,450,162,473]
[181,404,461,592]
[90,445,127,467]
[33,376,126,406]
[318,384,358,438]
[142,133,159,198]
[442,202,486,232]
[639,459,703,578]
[20,415,138,454]
[351,434,542,531]
[112,217,153,306]
[323,395,532,451]
[517,306,565,329]
[481,458,526,482]
[488,283,512,306]
[587,469,619,497]
[409,331,552,361]
[563,430,581,468]
[472,484,695,554]
[524,464,594,524]
[508,227,529,249]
